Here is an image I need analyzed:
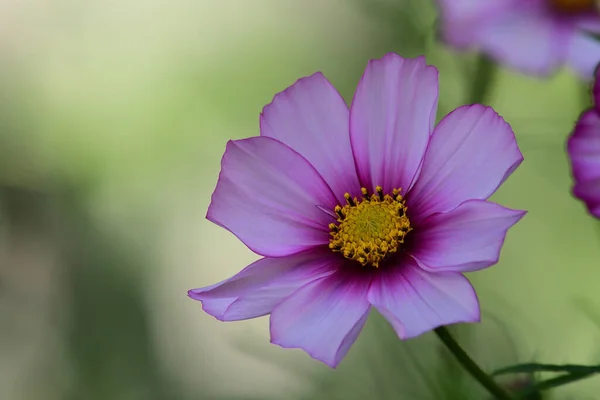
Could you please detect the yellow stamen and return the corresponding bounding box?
[329,186,412,268]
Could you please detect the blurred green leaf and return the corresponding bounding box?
[493,363,600,377]
[574,297,600,330]
[517,371,598,399]
[467,54,498,105]
[14,189,191,400]
[352,0,436,58]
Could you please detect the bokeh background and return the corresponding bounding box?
[1,0,600,399]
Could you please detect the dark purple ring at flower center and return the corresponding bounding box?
[548,0,597,15]
[328,186,412,268]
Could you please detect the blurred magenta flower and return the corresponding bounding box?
[437,0,600,78]
[568,66,600,217]
[189,53,525,368]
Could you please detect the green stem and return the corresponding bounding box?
[434,327,514,400]
[468,54,498,105]
[517,371,597,399]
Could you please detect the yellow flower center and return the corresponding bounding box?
[548,0,596,14]
[329,186,412,268]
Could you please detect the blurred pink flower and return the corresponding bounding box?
[568,66,600,217]
[437,0,600,78]
[189,53,525,368]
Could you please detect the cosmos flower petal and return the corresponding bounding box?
[188,248,340,321]
[439,1,568,76]
[260,73,361,203]
[207,137,338,257]
[437,0,518,47]
[409,105,522,222]
[575,13,600,34]
[573,179,600,217]
[568,110,600,183]
[595,66,600,110]
[410,200,526,273]
[568,109,600,217]
[350,53,439,194]
[368,257,480,339]
[566,32,600,79]
[479,12,568,76]
[437,0,515,21]
[270,270,371,368]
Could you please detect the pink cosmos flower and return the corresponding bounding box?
[437,0,600,78]
[568,65,600,217]
[189,53,526,368]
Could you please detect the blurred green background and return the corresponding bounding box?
[1,0,600,399]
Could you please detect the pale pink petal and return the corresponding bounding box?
[207,137,338,257]
[479,12,572,76]
[367,257,480,339]
[188,248,339,321]
[270,270,371,367]
[260,73,361,203]
[437,0,517,22]
[566,31,600,79]
[438,0,519,48]
[439,0,570,76]
[408,105,523,222]
[410,200,526,273]
[349,53,439,194]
